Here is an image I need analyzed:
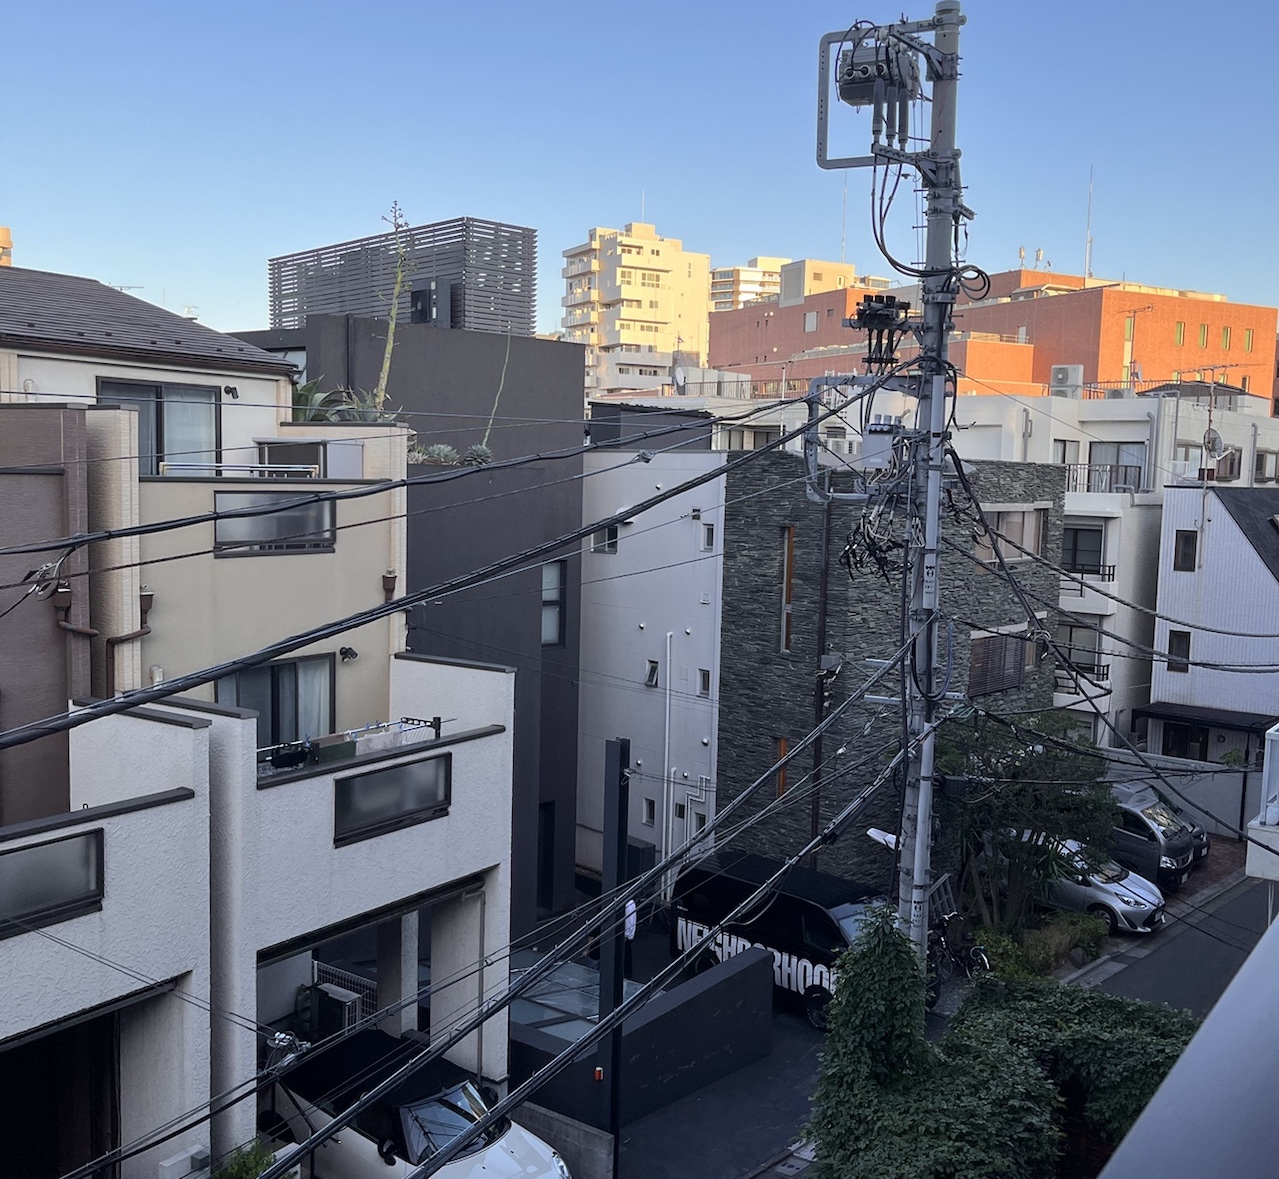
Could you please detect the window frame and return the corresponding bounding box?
[698,668,712,697]
[213,490,336,556]
[98,377,221,476]
[967,632,1027,697]
[1167,630,1191,673]
[215,653,335,754]
[333,752,452,846]
[1172,530,1197,571]
[591,525,619,554]
[541,560,567,648]
[0,829,105,941]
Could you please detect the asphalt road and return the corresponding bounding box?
[1095,879,1269,1018]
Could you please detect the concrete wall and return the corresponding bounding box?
[70,710,207,809]
[513,1105,613,1179]
[576,451,726,873]
[510,947,773,1129]
[0,406,92,823]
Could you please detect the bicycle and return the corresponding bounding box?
[929,911,992,983]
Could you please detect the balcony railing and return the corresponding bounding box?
[1060,564,1117,594]
[1054,662,1111,693]
[1063,463,1145,493]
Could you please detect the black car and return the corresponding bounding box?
[671,852,885,1027]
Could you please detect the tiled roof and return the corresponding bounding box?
[0,266,294,375]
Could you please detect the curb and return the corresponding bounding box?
[1059,864,1251,987]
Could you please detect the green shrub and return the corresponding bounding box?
[980,912,1108,980]
[215,1140,274,1179]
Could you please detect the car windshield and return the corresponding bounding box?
[833,902,878,944]
[1141,802,1184,839]
[400,1080,505,1165]
[1093,860,1128,884]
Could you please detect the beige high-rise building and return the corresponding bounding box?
[0,228,12,267]
[776,258,863,306]
[562,222,711,396]
[710,256,791,311]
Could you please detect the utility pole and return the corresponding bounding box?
[815,1,969,951]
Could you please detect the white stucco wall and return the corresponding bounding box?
[577,451,726,872]
[391,654,516,734]
[69,711,207,809]
[1151,487,1279,716]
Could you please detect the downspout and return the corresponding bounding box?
[51,583,100,639]
[664,630,674,856]
[1146,409,1159,492]
[104,588,154,697]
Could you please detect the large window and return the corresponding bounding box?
[0,830,104,940]
[1062,526,1103,573]
[216,656,333,753]
[100,379,218,476]
[214,491,335,555]
[968,632,1027,697]
[541,561,566,647]
[975,509,1047,563]
[334,753,451,845]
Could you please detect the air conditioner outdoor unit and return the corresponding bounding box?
[316,982,361,1036]
[1049,364,1084,398]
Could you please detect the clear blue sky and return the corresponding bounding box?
[6,0,1277,334]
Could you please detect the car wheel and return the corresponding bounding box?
[805,986,832,1030]
[1087,904,1119,936]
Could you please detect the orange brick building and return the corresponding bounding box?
[708,267,1278,406]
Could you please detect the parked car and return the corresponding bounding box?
[260,1029,571,1178]
[1109,786,1195,892]
[1039,838,1166,935]
[1142,786,1211,867]
[670,851,885,1027]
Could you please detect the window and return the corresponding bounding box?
[0,830,104,939]
[618,269,634,283]
[1162,722,1209,761]
[1062,526,1103,573]
[775,737,789,796]
[640,272,661,289]
[1053,439,1080,465]
[1242,376,1250,392]
[701,523,715,551]
[217,655,333,753]
[975,509,1046,562]
[698,668,711,697]
[1175,321,1185,346]
[1216,448,1242,482]
[675,802,686,820]
[213,491,335,555]
[334,753,451,845]
[648,299,659,309]
[645,660,660,687]
[592,525,619,554]
[1056,623,1100,675]
[1167,630,1191,673]
[1222,326,1232,350]
[541,561,566,646]
[1257,452,1277,482]
[803,311,818,332]
[1245,328,1255,352]
[1199,323,1208,348]
[642,797,655,826]
[694,811,707,832]
[780,525,795,652]
[1124,315,1134,342]
[1173,530,1197,571]
[99,379,218,476]
[967,633,1026,697]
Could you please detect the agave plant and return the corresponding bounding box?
[462,443,494,467]
[293,380,397,423]
[417,443,460,465]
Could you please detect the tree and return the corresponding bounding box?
[808,910,1198,1179]
[934,711,1120,933]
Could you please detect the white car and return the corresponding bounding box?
[1041,838,1166,935]
[261,1029,571,1178]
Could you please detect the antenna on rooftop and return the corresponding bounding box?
[1084,165,1095,279]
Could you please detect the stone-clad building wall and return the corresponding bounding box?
[715,452,1063,891]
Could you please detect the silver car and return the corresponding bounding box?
[1042,839,1166,935]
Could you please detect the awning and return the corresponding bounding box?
[1132,700,1279,734]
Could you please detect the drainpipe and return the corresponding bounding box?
[51,582,99,639]
[104,587,154,697]
[662,630,674,895]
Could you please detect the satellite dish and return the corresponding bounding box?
[1204,428,1224,457]
[674,366,687,394]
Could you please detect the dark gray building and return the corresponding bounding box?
[715,452,1063,890]
[237,316,585,931]
[268,217,537,336]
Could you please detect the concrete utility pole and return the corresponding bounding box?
[815,1,969,950]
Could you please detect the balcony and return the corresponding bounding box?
[562,257,600,278]
[562,287,596,308]
[1063,463,1145,493]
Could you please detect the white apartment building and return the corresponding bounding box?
[562,222,711,397]
[576,450,726,874]
[711,256,790,311]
